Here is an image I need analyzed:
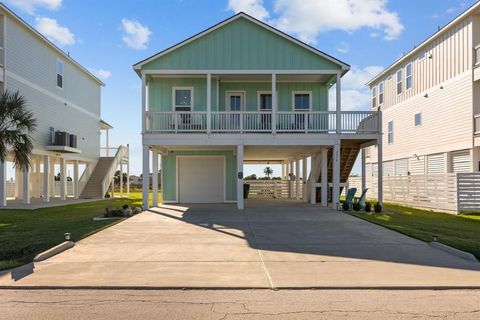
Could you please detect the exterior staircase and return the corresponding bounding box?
[80,145,129,199]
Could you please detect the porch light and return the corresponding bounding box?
[64,233,71,241]
[433,235,439,242]
[424,93,428,98]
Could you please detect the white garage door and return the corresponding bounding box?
[178,156,224,203]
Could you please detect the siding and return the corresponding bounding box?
[427,153,445,174]
[409,156,425,175]
[395,158,409,176]
[451,150,471,172]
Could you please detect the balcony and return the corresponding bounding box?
[145,110,380,135]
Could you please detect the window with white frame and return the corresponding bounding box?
[371,86,377,109]
[415,112,422,126]
[173,87,193,111]
[418,51,426,61]
[406,63,412,90]
[56,60,64,88]
[258,92,272,110]
[387,120,394,144]
[396,69,403,95]
[292,92,311,111]
[379,82,384,105]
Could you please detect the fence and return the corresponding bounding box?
[346,173,480,213]
[244,180,303,199]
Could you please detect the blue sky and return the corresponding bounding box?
[4,0,478,177]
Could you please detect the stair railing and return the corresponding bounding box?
[100,145,128,198]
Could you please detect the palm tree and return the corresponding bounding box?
[0,90,37,171]
[263,166,273,179]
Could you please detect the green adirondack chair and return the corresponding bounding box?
[340,188,357,209]
[353,189,368,207]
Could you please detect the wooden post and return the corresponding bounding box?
[321,148,328,207]
[295,159,300,200]
[332,142,341,209]
[237,144,244,210]
[60,158,66,201]
[302,157,307,202]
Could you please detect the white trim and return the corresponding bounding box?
[133,13,349,70]
[6,70,100,120]
[225,90,246,111]
[56,59,64,89]
[175,155,227,203]
[378,81,384,106]
[396,69,403,95]
[405,62,413,91]
[142,69,342,75]
[172,86,194,111]
[291,91,312,111]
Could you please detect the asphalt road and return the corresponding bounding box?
[1,289,480,319]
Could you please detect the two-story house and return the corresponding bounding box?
[0,4,129,207]
[364,2,480,213]
[134,12,382,209]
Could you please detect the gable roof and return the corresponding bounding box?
[367,1,480,86]
[133,12,350,73]
[0,3,105,86]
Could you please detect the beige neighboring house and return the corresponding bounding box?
[362,2,480,213]
[0,4,129,207]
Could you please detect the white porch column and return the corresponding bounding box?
[0,160,6,206]
[332,141,341,208]
[23,167,30,204]
[119,163,123,196]
[43,156,50,203]
[377,138,383,206]
[321,148,328,207]
[142,145,150,210]
[141,73,147,134]
[73,160,79,199]
[295,159,300,200]
[302,157,308,202]
[207,73,212,134]
[271,73,277,134]
[336,73,342,134]
[361,148,366,192]
[236,144,244,210]
[281,163,286,179]
[15,169,22,199]
[289,160,294,198]
[60,158,66,201]
[152,152,158,207]
[49,159,55,197]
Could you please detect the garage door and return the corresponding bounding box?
[178,156,224,203]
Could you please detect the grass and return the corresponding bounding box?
[349,203,480,259]
[0,191,157,271]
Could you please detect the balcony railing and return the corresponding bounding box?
[146,110,380,134]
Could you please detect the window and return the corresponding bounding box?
[418,51,426,61]
[396,69,402,95]
[293,92,311,111]
[56,60,64,88]
[406,63,412,90]
[379,82,384,105]
[173,87,193,111]
[258,92,272,110]
[387,121,394,144]
[371,86,377,109]
[415,112,422,126]
[226,91,244,111]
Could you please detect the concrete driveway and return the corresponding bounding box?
[2,200,480,288]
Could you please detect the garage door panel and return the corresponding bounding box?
[178,156,224,203]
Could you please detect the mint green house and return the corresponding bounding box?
[134,12,382,209]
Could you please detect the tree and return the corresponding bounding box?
[263,166,273,179]
[114,170,128,185]
[0,90,36,171]
[244,174,257,180]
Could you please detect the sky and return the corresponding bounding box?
[4,0,478,178]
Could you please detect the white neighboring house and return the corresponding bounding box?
[364,2,480,213]
[0,4,129,207]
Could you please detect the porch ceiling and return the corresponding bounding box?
[244,145,323,162]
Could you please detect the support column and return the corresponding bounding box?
[289,160,294,198]
[60,158,66,200]
[152,152,158,207]
[295,159,300,200]
[119,163,124,196]
[302,157,308,202]
[321,149,328,207]
[0,160,6,206]
[309,154,318,205]
[271,73,277,134]
[23,167,30,204]
[127,144,130,195]
[377,137,383,206]
[361,148,366,192]
[142,145,150,210]
[236,144,244,210]
[207,73,212,134]
[141,73,147,134]
[73,160,79,199]
[332,141,341,209]
[49,159,55,197]
[281,163,286,179]
[43,156,50,202]
[336,73,342,133]
[15,169,22,199]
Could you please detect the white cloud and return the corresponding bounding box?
[227,0,269,21]
[121,19,152,50]
[336,42,350,54]
[90,68,112,80]
[329,65,384,111]
[4,0,62,14]
[35,17,75,46]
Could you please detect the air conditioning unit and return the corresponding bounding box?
[69,134,77,148]
[55,131,70,146]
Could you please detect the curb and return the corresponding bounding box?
[429,242,478,262]
[33,241,75,262]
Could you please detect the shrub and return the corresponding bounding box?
[374,202,382,213]
[122,204,129,210]
[104,207,124,217]
[352,202,361,211]
[365,202,372,212]
[342,202,350,211]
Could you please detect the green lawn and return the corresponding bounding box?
[349,203,480,259]
[0,191,155,271]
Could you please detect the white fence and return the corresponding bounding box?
[347,173,480,213]
[245,180,303,199]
